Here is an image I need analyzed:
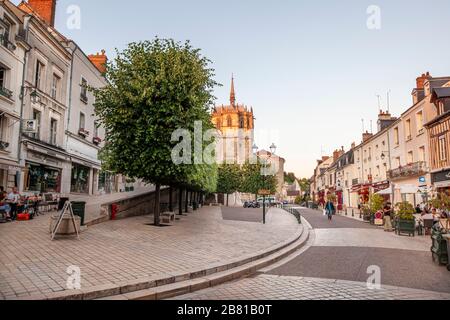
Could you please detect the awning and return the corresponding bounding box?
[435,181,450,188]
[377,188,392,195]
[395,184,420,194]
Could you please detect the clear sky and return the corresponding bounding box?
[13,0,450,178]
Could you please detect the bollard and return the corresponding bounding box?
[352,209,354,217]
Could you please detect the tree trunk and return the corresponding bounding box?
[178,188,183,215]
[185,189,189,213]
[226,194,229,207]
[169,186,173,212]
[154,184,161,226]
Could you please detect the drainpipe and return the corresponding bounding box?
[66,42,78,149]
[17,15,32,192]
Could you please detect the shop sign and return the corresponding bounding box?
[419,176,426,183]
[432,170,450,183]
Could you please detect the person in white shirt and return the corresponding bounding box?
[6,187,20,221]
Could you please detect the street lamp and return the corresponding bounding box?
[254,143,277,224]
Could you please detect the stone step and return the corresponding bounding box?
[97,226,311,300]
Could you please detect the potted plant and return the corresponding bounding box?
[369,193,385,225]
[428,193,450,266]
[395,202,416,237]
[361,203,371,222]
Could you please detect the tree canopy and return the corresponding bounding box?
[92,38,219,225]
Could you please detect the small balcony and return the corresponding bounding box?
[93,136,102,145]
[0,86,13,99]
[80,92,88,104]
[0,34,16,51]
[78,128,90,138]
[387,161,427,180]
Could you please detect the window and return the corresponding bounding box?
[439,136,447,161]
[32,109,41,140]
[35,61,45,90]
[0,115,7,143]
[239,116,244,129]
[416,111,424,133]
[94,121,99,138]
[407,151,413,164]
[80,77,87,102]
[405,119,411,140]
[227,116,232,127]
[396,157,401,167]
[71,164,90,194]
[25,163,61,193]
[0,17,11,45]
[50,118,57,145]
[394,127,399,145]
[0,67,5,89]
[79,112,85,130]
[51,73,60,100]
[419,146,426,162]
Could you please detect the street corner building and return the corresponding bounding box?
[311,72,450,210]
[0,0,140,197]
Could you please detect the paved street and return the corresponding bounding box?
[0,206,301,300]
[176,208,450,300]
[221,207,264,223]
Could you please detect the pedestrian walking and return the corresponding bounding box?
[383,202,393,232]
[325,200,335,222]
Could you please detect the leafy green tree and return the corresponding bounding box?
[217,164,241,206]
[240,161,277,200]
[92,38,217,226]
[369,194,385,213]
[284,172,296,184]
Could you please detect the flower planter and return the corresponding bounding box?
[363,214,371,222]
[396,219,415,237]
[431,231,449,266]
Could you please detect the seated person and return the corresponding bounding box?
[0,191,12,220]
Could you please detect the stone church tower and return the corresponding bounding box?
[212,76,255,165]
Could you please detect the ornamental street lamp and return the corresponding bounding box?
[253,143,277,224]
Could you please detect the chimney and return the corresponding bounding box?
[333,150,342,162]
[322,156,330,162]
[28,0,57,27]
[351,142,356,149]
[88,50,108,74]
[416,72,431,89]
[362,131,373,143]
[377,110,397,132]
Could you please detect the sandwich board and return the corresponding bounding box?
[51,201,80,241]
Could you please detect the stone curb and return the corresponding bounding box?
[99,224,311,300]
[17,211,305,301]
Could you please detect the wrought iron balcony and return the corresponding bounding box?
[0,34,16,51]
[0,86,13,99]
[387,161,427,180]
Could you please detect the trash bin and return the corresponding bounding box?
[58,197,70,211]
[443,234,450,272]
[71,201,86,226]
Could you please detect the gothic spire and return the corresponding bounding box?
[230,74,236,107]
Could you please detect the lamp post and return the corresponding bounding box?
[253,143,277,224]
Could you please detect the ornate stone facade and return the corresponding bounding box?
[212,76,254,164]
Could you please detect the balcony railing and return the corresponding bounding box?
[0,86,13,99]
[80,92,88,104]
[387,161,427,180]
[0,34,16,51]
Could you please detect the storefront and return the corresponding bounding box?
[71,163,91,194]
[24,162,61,193]
[0,162,22,191]
[351,184,371,205]
[99,171,117,194]
[432,169,450,196]
[373,181,391,202]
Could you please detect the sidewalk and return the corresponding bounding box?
[0,206,302,300]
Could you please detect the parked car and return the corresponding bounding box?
[244,201,260,208]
